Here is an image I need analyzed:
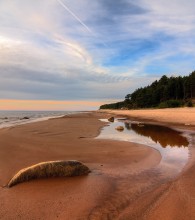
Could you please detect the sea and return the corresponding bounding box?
[0,111,78,129]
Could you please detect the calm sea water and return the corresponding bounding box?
[0,110,77,128]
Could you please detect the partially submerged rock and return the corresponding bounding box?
[7,160,90,188]
[138,123,145,127]
[108,117,114,122]
[117,118,127,121]
[21,116,29,120]
[115,126,124,131]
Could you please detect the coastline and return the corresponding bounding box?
[0,110,194,219]
[99,108,195,128]
[0,111,80,129]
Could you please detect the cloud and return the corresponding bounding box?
[0,0,195,109]
[100,0,146,15]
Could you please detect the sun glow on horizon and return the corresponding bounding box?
[0,99,119,111]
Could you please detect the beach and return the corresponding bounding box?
[0,109,195,219]
[100,108,195,128]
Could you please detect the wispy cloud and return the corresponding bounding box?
[0,0,195,109]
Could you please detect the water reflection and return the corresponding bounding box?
[127,123,189,148]
[97,119,190,176]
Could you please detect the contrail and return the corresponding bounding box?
[57,0,93,34]
[57,0,108,47]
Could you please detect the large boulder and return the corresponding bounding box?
[7,160,90,187]
[108,117,114,122]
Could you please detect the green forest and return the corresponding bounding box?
[100,71,195,109]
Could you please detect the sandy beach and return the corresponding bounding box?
[100,108,195,128]
[0,109,195,219]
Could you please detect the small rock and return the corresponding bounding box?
[21,117,29,120]
[108,117,114,122]
[117,118,127,121]
[115,126,124,131]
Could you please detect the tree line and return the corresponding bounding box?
[100,71,195,109]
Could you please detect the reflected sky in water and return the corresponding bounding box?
[97,119,190,175]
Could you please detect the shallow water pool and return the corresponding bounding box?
[97,118,191,177]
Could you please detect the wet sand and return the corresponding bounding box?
[0,110,194,219]
[0,112,161,220]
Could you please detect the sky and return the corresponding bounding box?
[0,0,195,110]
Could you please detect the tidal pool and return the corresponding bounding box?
[97,118,191,177]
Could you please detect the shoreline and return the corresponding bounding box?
[99,108,195,130]
[0,111,83,130]
[0,110,194,219]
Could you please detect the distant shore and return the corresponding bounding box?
[100,107,195,128]
[0,110,194,219]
